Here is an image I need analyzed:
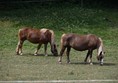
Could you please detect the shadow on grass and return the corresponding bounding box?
[17,53,57,57]
[70,62,116,66]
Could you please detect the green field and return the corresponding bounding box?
[0,3,118,81]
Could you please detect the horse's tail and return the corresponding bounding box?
[98,37,104,56]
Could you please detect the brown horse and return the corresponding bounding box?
[58,33,105,65]
[16,27,58,56]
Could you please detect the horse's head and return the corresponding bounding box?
[97,51,105,66]
[97,37,105,66]
[51,44,58,56]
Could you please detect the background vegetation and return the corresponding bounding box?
[0,1,118,81]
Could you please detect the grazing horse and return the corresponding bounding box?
[58,33,105,65]
[16,28,58,56]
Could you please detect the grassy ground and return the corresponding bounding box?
[0,3,118,81]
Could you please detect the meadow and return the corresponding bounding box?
[0,3,118,81]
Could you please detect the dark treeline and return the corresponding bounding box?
[0,0,118,9]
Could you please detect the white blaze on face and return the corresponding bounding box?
[100,59,104,65]
[40,28,48,33]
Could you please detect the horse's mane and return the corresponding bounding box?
[49,30,55,45]
[98,37,104,56]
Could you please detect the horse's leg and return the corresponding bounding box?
[66,47,71,63]
[84,50,90,63]
[89,50,93,65]
[16,41,20,55]
[44,44,48,56]
[16,40,24,55]
[34,44,42,55]
[58,46,66,63]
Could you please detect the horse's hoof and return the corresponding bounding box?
[16,51,20,55]
[45,54,48,56]
[90,62,93,65]
[84,61,88,64]
[16,53,19,55]
[84,62,88,64]
[58,61,62,64]
[100,64,103,66]
[100,63,103,66]
[20,53,23,55]
[67,62,71,64]
[34,53,37,56]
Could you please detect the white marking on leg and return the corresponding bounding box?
[34,50,38,55]
[90,62,93,65]
[100,59,104,65]
[20,53,23,55]
[58,57,62,63]
[89,59,93,65]
[34,53,37,56]
[44,44,48,56]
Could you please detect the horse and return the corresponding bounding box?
[16,27,58,56]
[58,33,105,65]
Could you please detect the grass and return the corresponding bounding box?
[0,3,118,81]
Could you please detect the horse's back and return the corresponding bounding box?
[61,33,101,51]
[18,27,39,41]
[18,27,54,44]
[60,33,79,47]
